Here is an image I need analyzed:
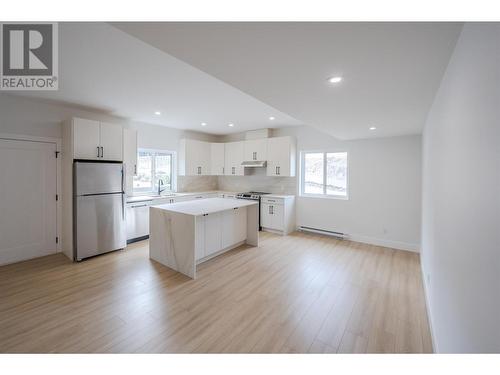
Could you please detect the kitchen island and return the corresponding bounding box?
[149,198,259,279]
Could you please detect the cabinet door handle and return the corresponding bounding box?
[269,205,272,214]
[101,146,104,158]
[222,167,225,175]
[277,166,280,175]
[232,166,235,175]
[253,151,257,160]
[131,204,147,208]
[97,146,100,158]
[134,164,137,175]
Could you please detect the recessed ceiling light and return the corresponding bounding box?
[228,123,234,127]
[328,76,342,84]
[201,122,207,126]
[269,116,275,121]
[154,111,161,115]
[369,126,377,130]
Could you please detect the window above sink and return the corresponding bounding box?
[133,148,177,195]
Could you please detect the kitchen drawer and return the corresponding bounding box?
[262,197,284,205]
[154,197,177,205]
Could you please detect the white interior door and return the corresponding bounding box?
[0,139,57,265]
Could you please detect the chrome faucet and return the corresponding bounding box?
[157,179,166,196]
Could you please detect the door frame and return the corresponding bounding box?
[0,133,62,253]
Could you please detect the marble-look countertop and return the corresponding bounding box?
[265,194,295,199]
[126,190,240,204]
[153,197,257,216]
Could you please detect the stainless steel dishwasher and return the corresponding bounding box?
[126,199,152,243]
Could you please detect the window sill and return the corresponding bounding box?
[299,193,349,201]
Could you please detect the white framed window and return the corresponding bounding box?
[300,151,348,199]
[133,148,176,194]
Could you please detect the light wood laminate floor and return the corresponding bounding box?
[0,231,432,353]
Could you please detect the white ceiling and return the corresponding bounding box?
[16,22,302,135]
[114,22,463,140]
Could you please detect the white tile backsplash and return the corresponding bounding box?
[217,175,296,195]
[177,176,218,192]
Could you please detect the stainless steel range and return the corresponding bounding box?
[235,191,270,230]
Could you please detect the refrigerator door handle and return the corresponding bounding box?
[121,166,125,220]
[122,193,125,221]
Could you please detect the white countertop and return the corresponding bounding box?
[152,197,257,216]
[126,190,239,204]
[265,194,295,199]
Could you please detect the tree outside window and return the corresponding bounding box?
[133,149,174,193]
[302,151,348,198]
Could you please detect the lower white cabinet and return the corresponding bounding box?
[195,206,247,261]
[203,212,223,257]
[261,196,295,235]
[261,202,283,231]
[222,207,247,248]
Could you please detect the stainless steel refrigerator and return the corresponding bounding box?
[73,161,126,261]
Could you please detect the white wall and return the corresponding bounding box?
[421,23,500,353]
[222,126,422,251]
[1,94,422,253]
[0,93,217,146]
[0,94,120,138]
[0,94,218,192]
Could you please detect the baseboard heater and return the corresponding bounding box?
[298,226,347,239]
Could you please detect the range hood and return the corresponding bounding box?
[241,160,267,167]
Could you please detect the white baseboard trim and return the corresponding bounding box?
[420,260,438,353]
[347,234,420,253]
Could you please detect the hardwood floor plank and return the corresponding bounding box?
[0,231,431,353]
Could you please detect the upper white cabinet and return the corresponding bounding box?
[179,139,211,176]
[99,122,123,161]
[123,128,138,176]
[178,135,295,177]
[72,118,100,160]
[266,136,296,177]
[210,143,225,175]
[244,139,267,161]
[71,118,123,161]
[224,141,245,176]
